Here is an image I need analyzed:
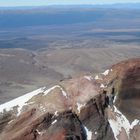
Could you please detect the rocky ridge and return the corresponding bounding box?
[0,58,140,140]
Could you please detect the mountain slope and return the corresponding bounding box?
[0,58,140,140]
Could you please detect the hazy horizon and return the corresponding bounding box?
[0,3,140,9]
[0,0,140,7]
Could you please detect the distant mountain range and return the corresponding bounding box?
[0,5,140,29]
[0,3,140,10]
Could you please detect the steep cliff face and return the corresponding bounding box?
[105,59,140,140]
[0,58,139,140]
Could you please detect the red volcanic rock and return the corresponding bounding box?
[0,58,139,140]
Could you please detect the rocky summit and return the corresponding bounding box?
[0,58,139,140]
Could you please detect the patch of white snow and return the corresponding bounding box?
[108,106,140,140]
[0,85,65,116]
[84,125,92,140]
[43,85,60,95]
[84,76,93,81]
[44,85,68,98]
[8,120,14,124]
[100,84,105,88]
[94,131,97,135]
[94,75,102,80]
[54,111,58,116]
[36,129,44,135]
[130,119,140,129]
[102,69,110,76]
[113,95,117,103]
[0,87,46,116]
[77,103,85,113]
[52,119,57,125]
[59,86,68,98]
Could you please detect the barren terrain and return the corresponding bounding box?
[0,6,140,104]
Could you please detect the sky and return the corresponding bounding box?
[0,0,140,7]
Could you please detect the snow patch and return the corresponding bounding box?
[52,119,57,125]
[0,87,45,116]
[8,120,14,124]
[100,84,106,88]
[58,86,68,98]
[54,111,59,116]
[108,106,140,140]
[84,125,92,140]
[36,129,44,135]
[113,96,117,103]
[77,103,86,113]
[100,84,105,88]
[94,75,102,80]
[40,105,46,112]
[43,85,60,95]
[44,85,68,98]
[94,131,97,135]
[131,119,140,129]
[62,90,67,97]
[0,85,68,116]
[102,69,110,76]
[84,76,93,81]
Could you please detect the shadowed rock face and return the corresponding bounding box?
[0,58,139,140]
[117,61,140,121]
